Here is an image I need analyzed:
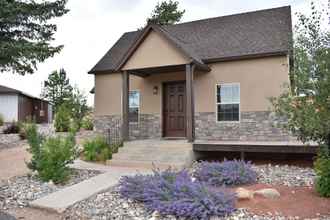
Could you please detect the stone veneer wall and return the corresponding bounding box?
[195,111,296,141]
[95,111,295,141]
[94,114,161,140]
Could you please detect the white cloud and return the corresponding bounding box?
[0,0,314,106]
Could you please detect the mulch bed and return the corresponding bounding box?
[236,183,330,219]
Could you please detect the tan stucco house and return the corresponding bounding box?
[89,6,294,144]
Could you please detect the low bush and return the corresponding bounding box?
[18,124,27,139]
[110,142,123,154]
[193,160,257,186]
[83,136,111,162]
[26,123,78,184]
[118,169,236,219]
[54,104,71,132]
[26,123,44,171]
[37,134,77,183]
[314,146,330,197]
[81,115,93,130]
[18,121,33,140]
[3,121,20,134]
[0,114,4,126]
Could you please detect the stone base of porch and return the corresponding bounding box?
[94,111,296,142]
[195,111,297,142]
[94,114,162,141]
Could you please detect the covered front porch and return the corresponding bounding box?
[121,62,210,143]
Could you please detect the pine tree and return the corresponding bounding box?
[147,0,185,25]
[42,69,72,111]
[0,0,69,75]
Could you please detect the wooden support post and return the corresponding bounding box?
[186,63,195,142]
[122,71,129,141]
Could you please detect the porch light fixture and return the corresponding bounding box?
[153,86,158,95]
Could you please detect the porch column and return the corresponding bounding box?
[186,63,195,142]
[122,70,129,141]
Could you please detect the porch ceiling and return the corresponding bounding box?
[128,63,210,77]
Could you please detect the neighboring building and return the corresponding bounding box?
[0,85,52,123]
[89,6,294,143]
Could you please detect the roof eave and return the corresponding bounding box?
[88,69,117,75]
[203,51,289,64]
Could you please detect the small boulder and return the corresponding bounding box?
[235,187,254,200]
[254,188,280,199]
[148,211,161,220]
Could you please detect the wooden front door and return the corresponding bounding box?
[163,82,186,137]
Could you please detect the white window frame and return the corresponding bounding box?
[215,83,240,123]
[129,90,140,124]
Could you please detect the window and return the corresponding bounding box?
[216,84,240,122]
[129,91,140,123]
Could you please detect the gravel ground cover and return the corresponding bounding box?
[254,164,315,187]
[0,169,101,211]
[63,164,328,220]
[0,134,23,151]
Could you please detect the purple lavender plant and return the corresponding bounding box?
[194,160,257,186]
[118,168,236,219]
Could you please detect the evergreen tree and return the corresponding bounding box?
[147,0,185,25]
[0,0,69,75]
[42,69,72,111]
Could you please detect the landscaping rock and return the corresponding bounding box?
[0,134,22,151]
[254,164,315,187]
[235,187,254,200]
[62,164,325,220]
[254,188,281,199]
[37,123,55,136]
[0,212,16,220]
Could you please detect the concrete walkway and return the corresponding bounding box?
[70,159,152,172]
[30,163,151,213]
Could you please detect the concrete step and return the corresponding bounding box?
[107,139,194,170]
[117,145,191,154]
[107,159,186,170]
[112,153,189,163]
[124,140,192,148]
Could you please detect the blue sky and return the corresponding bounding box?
[0,0,326,105]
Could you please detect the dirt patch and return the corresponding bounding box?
[7,208,61,220]
[0,145,30,181]
[236,183,330,218]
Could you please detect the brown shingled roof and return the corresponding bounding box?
[89,6,292,74]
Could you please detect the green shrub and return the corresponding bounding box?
[314,146,330,197]
[110,142,123,154]
[26,123,78,184]
[37,134,77,183]
[83,136,111,162]
[18,122,31,140]
[98,147,112,161]
[0,114,4,126]
[54,104,71,132]
[81,115,93,130]
[26,123,44,170]
[3,121,20,134]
